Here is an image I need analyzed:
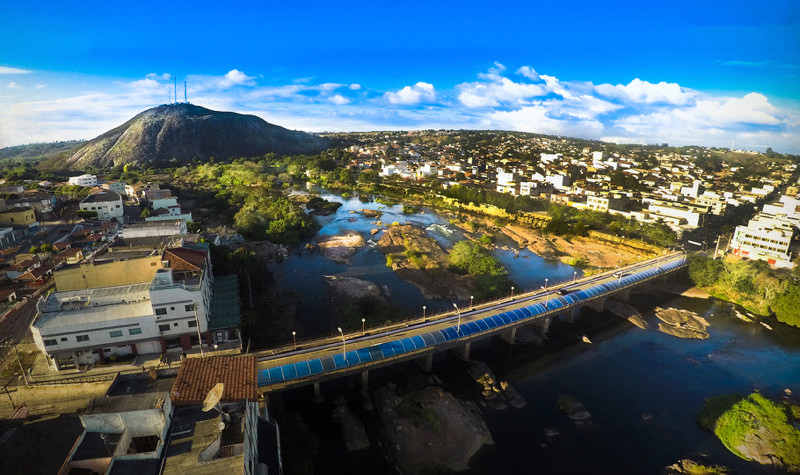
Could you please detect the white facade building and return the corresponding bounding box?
[80,190,124,221]
[31,246,219,370]
[729,214,794,268]
[68,174,98,187]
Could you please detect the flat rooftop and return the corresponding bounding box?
[82,190,121,203]
[86,392,169,415]
[34,283,153,334]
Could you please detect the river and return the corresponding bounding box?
[269,189,800,474]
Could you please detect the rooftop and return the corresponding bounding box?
[86,391,169,415]
[82,190,122,203]
[171,356,258,406]
[209,275,241,330]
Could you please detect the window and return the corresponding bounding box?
[170,307,175,311]
[185,304,194,312]
[155,308,167,316]
[60,337,67,342]
[129,328,142,335]
[76,335,90,342]
[188,320,197,328]
[44,339,57,346]
[159,324,171,332]
[109,330,123,338]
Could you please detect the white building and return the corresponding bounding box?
[31,246,224,370]
[762,195,800,227]
[80,190,124,222]
[68,174,98,187]
[121,220,188,239]
[545,174,570,191]
[729,214,794,268]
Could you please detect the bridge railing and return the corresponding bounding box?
[263,252,685,357]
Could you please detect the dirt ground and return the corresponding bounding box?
[501,224,651,268]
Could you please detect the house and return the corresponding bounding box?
[52,247,85,265]
[68,174,98,187]
[79,190,124,222]
[101,180,127,196]
[0,207,37,226]
[0,289,17,303]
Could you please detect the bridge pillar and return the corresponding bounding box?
[562,308,575,323]
[498,327,517,345]
[453,342,471,361]
[615,289,630,302]
[587,297,605,313]
[361,370,369,389]
[416,353,433,373]
[313,382,324,404]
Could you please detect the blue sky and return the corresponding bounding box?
[1,0,799,152]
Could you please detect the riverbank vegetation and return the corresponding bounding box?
[448,241,515,299]
[698,392,800,471]
[688,255,800,326]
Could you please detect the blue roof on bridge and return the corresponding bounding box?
[258,259,684,387]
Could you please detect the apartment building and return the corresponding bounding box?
[729,214,794,268]
[68,174,98,187]
[30,246,235,370]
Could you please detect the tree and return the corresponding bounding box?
[773,283,800,327]
[75,210,98,220]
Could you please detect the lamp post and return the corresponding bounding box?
[573,271,577,283]
[452,303,461,335]
[470,295,474,309]
[292,331,297,350]
[544,278,548,290]
[422,305,427,321]
[1,338,28,385]
[337,327,346,361]
[510,286,515,300]
[541,286,549,308]
[361,318,365,336]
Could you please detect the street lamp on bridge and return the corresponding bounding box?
[361,318,365,336]
[422,306,426,321]
[452,303,462,335]
[470,295,474,309]
[337,327,346,361]
[510,286,515,300]
[292,331,296,350]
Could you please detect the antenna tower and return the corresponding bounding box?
[174,76,177,104]
[184,81,187,104]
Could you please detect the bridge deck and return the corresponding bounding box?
[257,253,687,392]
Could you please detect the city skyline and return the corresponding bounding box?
[1,0,799,153]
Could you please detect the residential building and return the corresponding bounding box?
[31,246,240,370]
[729,214,794,268]
[59,391,174,475]
[0,207,36,226]
[102,180,127,196]
[68,174,98,187]
[121,220,188,239]
[80,190,124,222]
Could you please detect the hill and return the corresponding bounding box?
[0,140,85,163]
[53,104,328,169]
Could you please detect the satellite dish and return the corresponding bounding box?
[202,383,224,412]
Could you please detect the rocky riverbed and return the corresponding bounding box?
[374,384,493,474]
[378,225,472,299]
[655,306,711,339]
[317,231,365,263]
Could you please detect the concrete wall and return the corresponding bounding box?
[54,256,163,291]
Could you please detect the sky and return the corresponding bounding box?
[1,1,799,153]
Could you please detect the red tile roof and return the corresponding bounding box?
[170,356,258,406]
[163,247,207,272]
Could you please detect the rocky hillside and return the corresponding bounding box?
[59,104,328,169]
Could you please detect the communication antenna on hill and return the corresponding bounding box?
[184,81,187,104]
[174,76,178,104]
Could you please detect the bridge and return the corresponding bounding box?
[256,252,687,396]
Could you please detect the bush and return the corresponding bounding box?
[477,234,495,245]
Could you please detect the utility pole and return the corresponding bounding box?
[713,235,722,260]
[193,306,205,357]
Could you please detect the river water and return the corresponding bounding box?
[269,189,800,474]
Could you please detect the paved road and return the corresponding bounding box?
[256,252,686,386]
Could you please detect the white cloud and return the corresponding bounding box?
[146,73,171,80]
[516,66,539,81]
[0,66,31,75]
[7,82,19,89]
[349,83,361,90]
[35,84,46,89]
[384,82,436,105]
[218,69,256,88]
[329,94,350,105]
[595,78,694,105]
[489,104,604,137]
